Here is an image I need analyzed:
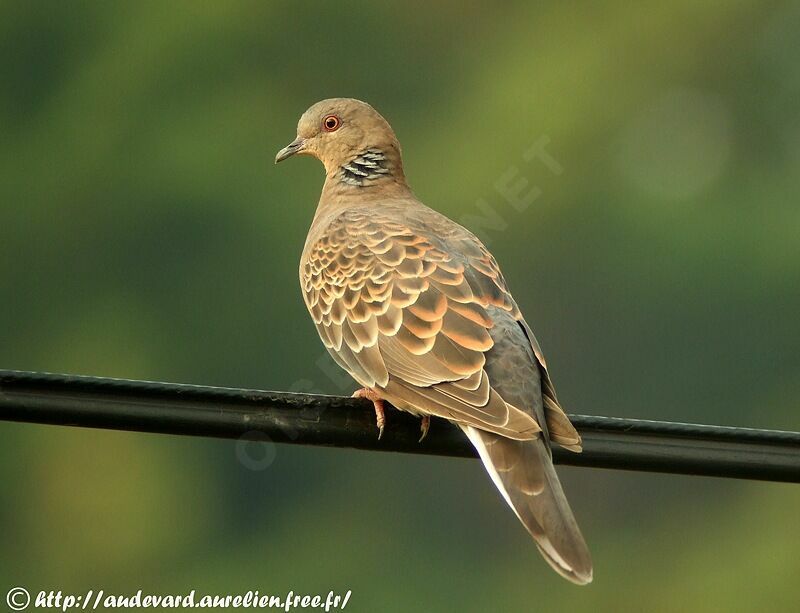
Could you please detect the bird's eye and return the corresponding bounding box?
[322,115,341,132]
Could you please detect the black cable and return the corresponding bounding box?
[1,369,798,482]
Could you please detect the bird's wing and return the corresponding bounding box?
[517,318,582,451]
[301,205,541,440]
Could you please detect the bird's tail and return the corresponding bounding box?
[461,425,593,584]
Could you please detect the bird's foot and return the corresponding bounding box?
[352,388,386,440]
[419,415,431,443]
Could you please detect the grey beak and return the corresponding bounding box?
[275,137,306,163]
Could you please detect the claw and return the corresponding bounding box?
[418,415,431,443]
[376,409,386,440]
[352,387,386,440]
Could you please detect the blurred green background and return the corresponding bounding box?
[1,1,799,610]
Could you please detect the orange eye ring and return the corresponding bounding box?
[322,115,341,132]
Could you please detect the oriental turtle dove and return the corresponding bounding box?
[276,98,592,584]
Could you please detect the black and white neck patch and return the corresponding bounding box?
[339,149,391,186]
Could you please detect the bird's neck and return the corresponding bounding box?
[317,146,412,210]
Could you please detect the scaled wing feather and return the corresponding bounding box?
[301,205,541,439]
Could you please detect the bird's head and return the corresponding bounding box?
[275,98,405,186]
